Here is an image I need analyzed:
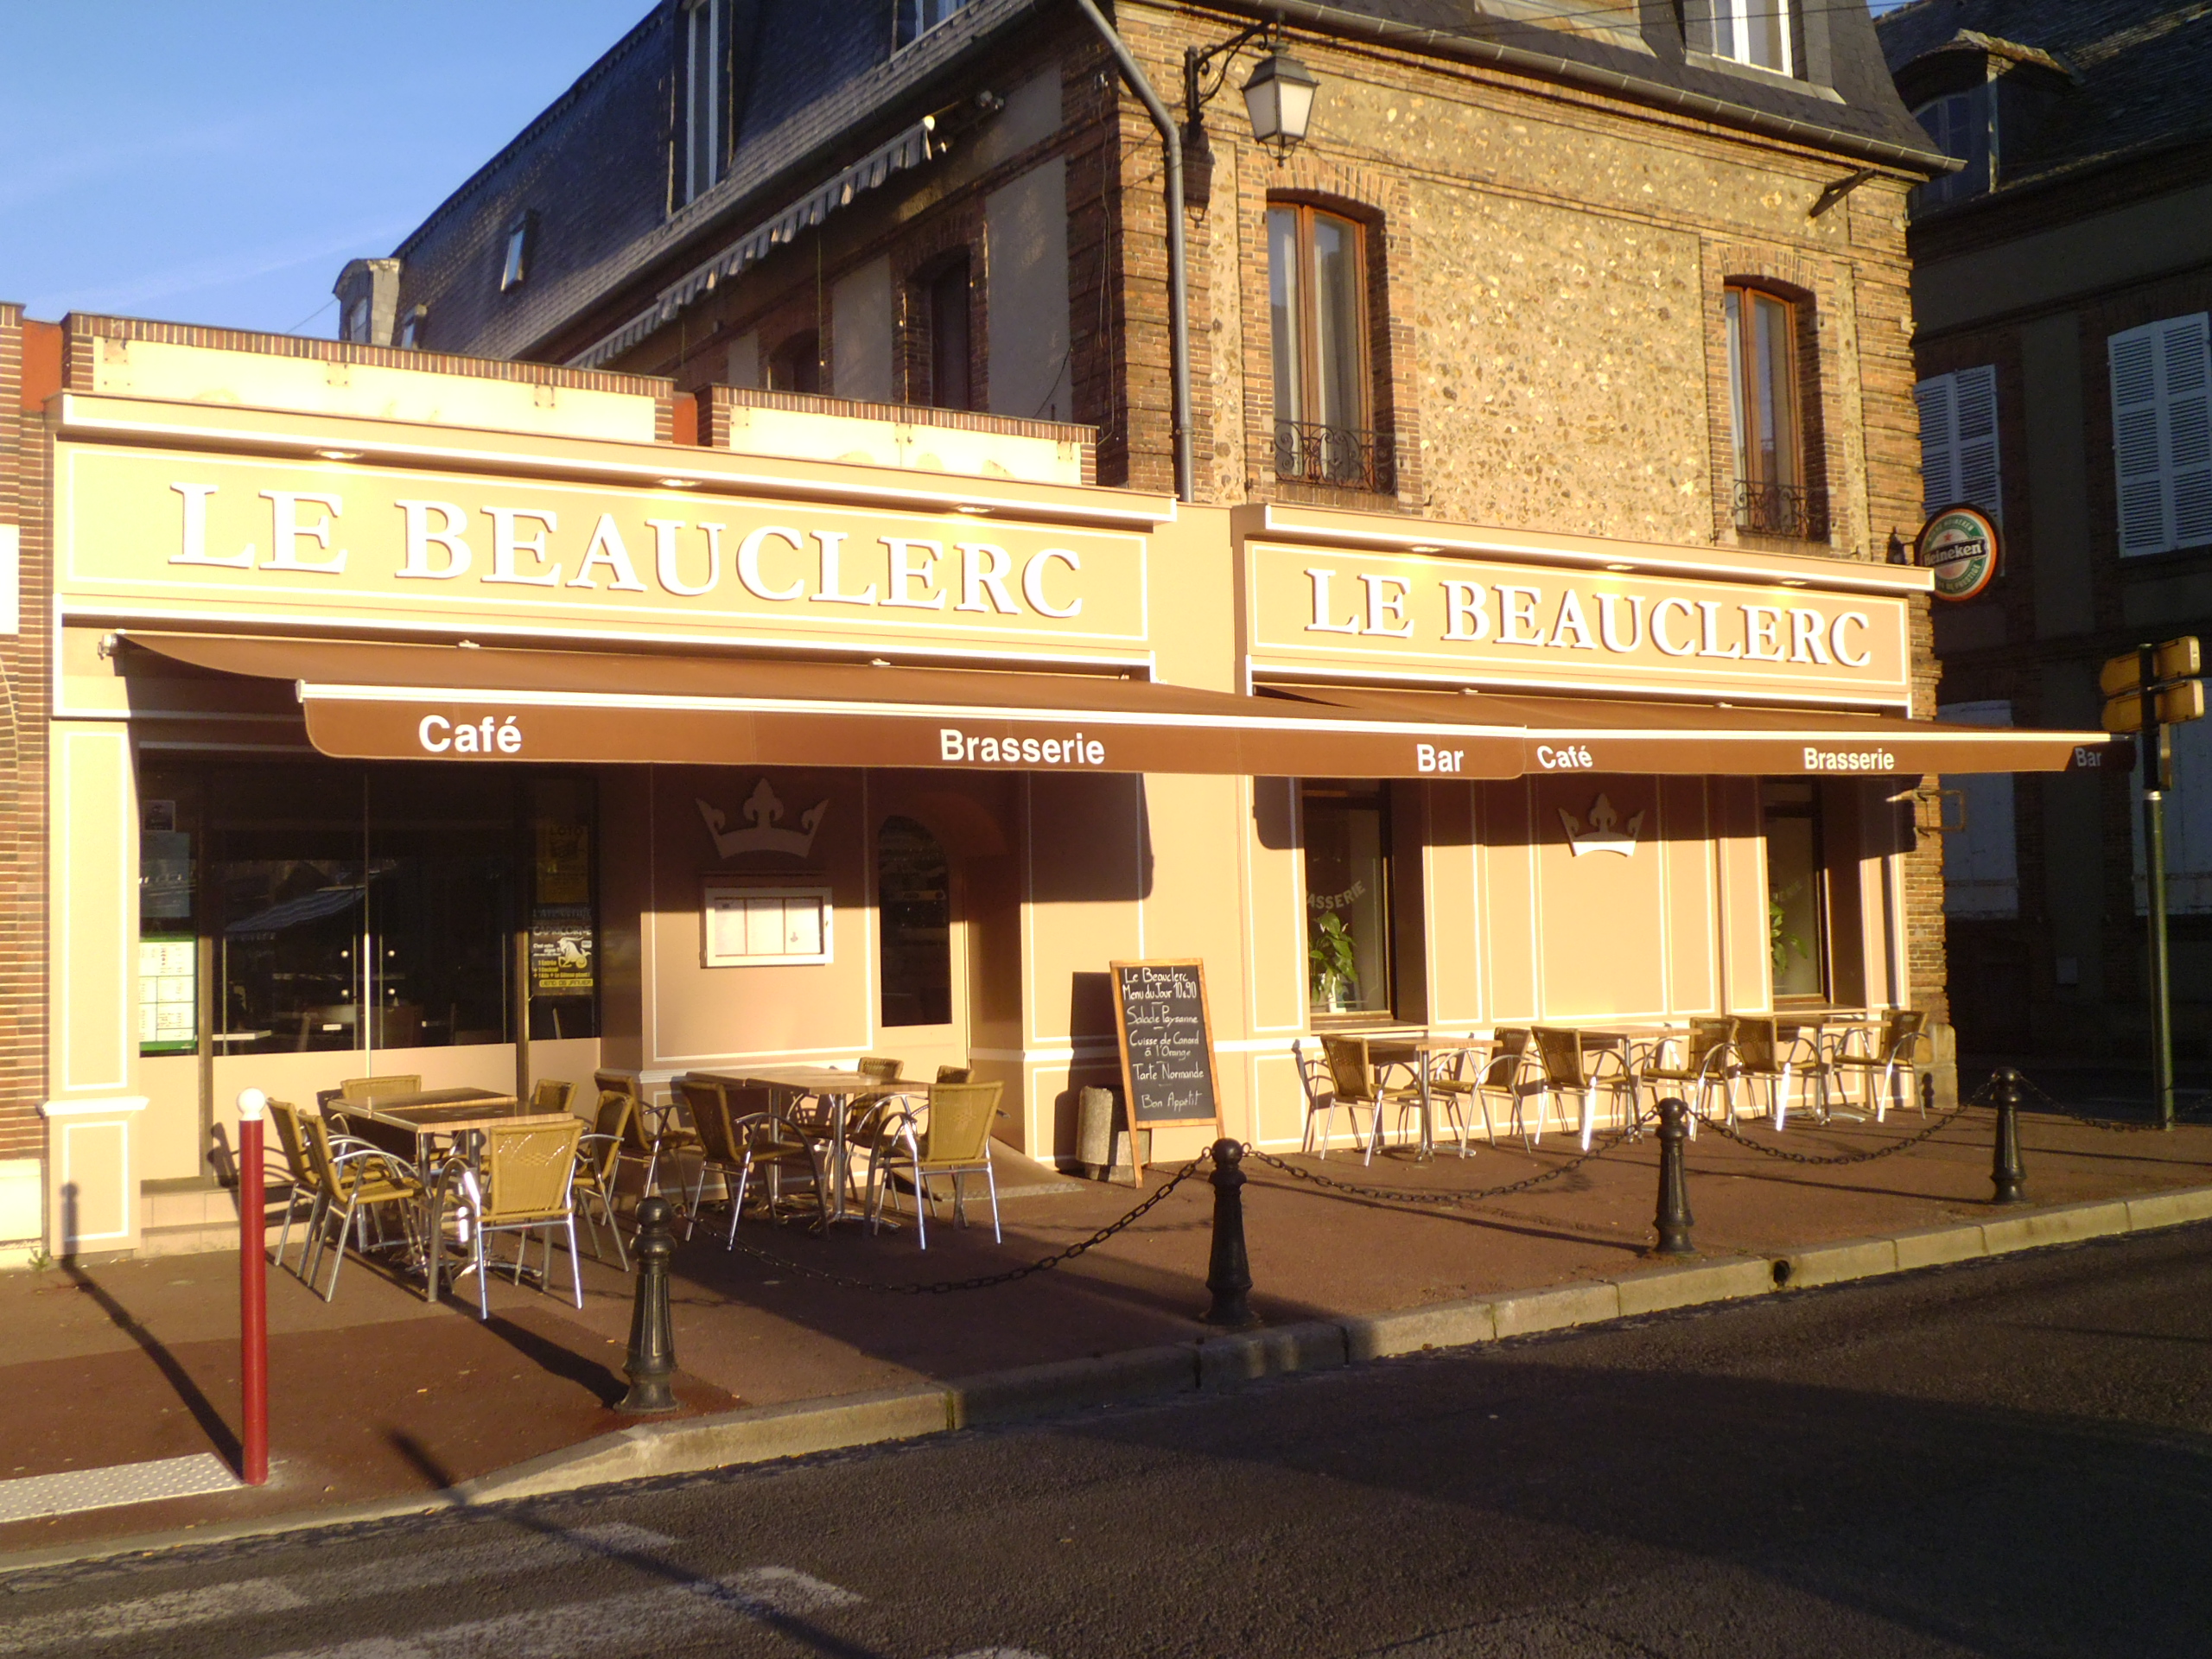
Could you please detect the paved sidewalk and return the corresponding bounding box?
[3,1083,2209,1559]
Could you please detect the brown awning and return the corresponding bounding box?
[124,634,1530,779]
[1282,685,2119,776]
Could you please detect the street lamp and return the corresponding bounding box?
[1241,48,1319,159]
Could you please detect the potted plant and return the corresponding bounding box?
[1309,912,1359,1013]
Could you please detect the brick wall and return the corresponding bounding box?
[1,308,53,1174]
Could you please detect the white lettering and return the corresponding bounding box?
[1831,611,1872,668]
[259,491,346,574]
[955,543,1019,613]
[454,721,480,753]
[881,538,948,610]
[169,482,252,568]
[396,500,472,579]
[567,513,647,590]
[1360,575,1414,638]
[1696,600,1743,658]
[1536,744,1595,770]
[1306,569,1362,634]
[813,530,876,605]
[1497,585,1544,645]
[1548,589,1597,651]
[734,525,804,601]
[652,518,721,598]
[486,507,561,586]
[418,715,451,753]
[495,716,522,754]
[1651,596,1697,657]
[1802,747,1897,772]
[1596,593,1643,653]
[1022,548,1083,619]
[1418,742,1436,772]
[940,728,964,760]
[1416,743,1466,774]
[1789,608,1833,665]
[1741,604,1783,661]
[1021,737,1043,764]
[1442,579,1491,641]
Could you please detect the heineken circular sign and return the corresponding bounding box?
[1916,505,2000,601]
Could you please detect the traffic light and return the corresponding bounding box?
[2101,637,2203,734]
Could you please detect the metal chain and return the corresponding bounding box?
[1686,1076,1990,1166]
[720,1153,1211,1294]
[1246,1126,1638,1208]
[2006,1069,2211,1133]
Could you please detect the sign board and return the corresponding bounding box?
[1916,505,2000,602]
[138,935,197,1053]
[1243,541,1912,704]
[1109,960,1220,1160]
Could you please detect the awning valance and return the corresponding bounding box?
[125,634,2120,780]
[1280,685,2116,776]
[124,635,1529,780]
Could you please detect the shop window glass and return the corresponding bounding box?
[1304,783,1392,1016]
[768,331,822,395]
[1763,781,1826,1001]
[879,816,951,1027]
[1269,204,1385,492]
[135,760,596,1058]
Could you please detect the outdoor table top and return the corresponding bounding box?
[690,1065,927,1097]
[353,1094,555,1138]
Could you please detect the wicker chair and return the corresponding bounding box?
[1830,1010,1930,1122]
[934,1065,973,1084]
[602,1070,694,1196]
[529,1077,575,1115]
[572,1087,634,1268]
[1639,1017,1739,1136]
[339,1074,423,1105]
[866,1080,1004,1247]
[1733,1016,1833,1130]
[1531,1027,1641,1151]
[264,1099,325,1275]
[440,1117,585,1319]
[1320,1035,1427,1165]
[300,1114,423,1303]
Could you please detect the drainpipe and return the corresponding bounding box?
[1071,0,1193,504]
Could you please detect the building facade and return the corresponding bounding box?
[0,3,2120,1263]
[1878,0,2212,1062]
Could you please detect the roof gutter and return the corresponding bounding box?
[1073,0,1194,503]
[1204,0,1960,176]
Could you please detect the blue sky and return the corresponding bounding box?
[0,2,647,336]
[1,3,1916,339]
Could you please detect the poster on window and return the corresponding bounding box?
[138,934,197,1052]
[530,906,595,995]
[536,820,591,906]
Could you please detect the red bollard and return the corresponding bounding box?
[236,1089,270,1486]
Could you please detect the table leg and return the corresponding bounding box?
[1418,1065,1435,1161]
[828,1096,851,1224]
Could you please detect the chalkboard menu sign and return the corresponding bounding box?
[1109,960,1220,1144]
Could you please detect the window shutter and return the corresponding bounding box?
[1916,374,1957,516]
[1954,364,2001,519]
[2110,314,2211,556]
[2165,314,2212,549]
[1939,700,2018,918]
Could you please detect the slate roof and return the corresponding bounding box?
[1876,0,2212,191]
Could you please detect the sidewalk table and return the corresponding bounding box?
[688,1066,925,1228]
[344,1090,567,1300]
[1363,1035,1492,1160]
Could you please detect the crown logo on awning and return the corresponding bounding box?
[698,779,830,860]
[1558,792,1643,858]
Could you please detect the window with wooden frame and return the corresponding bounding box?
[1268,203,1390,494]
[679,0,730,209]
[1303,781,1394,1019]
[1724,283,1821,539]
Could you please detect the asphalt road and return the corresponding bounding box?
[6,1224,2211,1659]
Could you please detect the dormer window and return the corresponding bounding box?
[1914,85,1994,208]
[499,215,534,291]
[680,0,729,207]
[894,0,970,51]
[1714,1,1792,76]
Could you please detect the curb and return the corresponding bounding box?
[8,1182,2212,1573]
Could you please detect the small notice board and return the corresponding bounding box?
[1109,960,1220,1173]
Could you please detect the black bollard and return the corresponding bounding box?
[618,1196,681,1414]
[1654,1097,1695,1255]
[1200,1139,1260,1329]
[1990,1067,2026,1206]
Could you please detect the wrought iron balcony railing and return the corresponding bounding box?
[1274,420,1397,496]
[1734,480,1829,541]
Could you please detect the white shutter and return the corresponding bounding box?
[1916,374,1957,517]
[2166,315,2212,548]
[2110,313,2212,556]
[1939,700,2018,918]
[1953,365,2001,519]
[2131,718,2212,914]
